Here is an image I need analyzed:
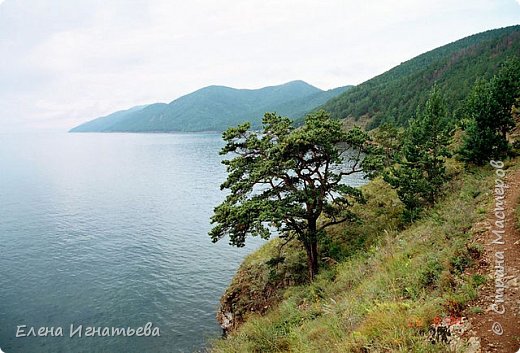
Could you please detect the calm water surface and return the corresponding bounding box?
[0,132,265,353]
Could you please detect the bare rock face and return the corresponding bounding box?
[216,300,235,333]
[216,239,308,334]
[215,264,283,334]
[217,311,235,334]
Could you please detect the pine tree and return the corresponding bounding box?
[384,86,452,221]
[372,122,403,167]
[209,111,378,280]
[459,58,520,164]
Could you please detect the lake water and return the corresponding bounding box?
[0,132,265,353]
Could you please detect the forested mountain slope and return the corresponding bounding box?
[70,81,351,133]
[320,25,520,128]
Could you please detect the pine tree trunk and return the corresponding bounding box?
[305,220,319,281]
[305,242,319,281]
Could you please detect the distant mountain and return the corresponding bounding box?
[319,25,520,129]
[70,81,351,133]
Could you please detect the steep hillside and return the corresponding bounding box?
[320,25,520,129]
[211,159,520,352]
[70,81,351,133]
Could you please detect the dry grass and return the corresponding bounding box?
[210,160,501,353]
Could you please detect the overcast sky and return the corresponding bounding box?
[0,0,519,131]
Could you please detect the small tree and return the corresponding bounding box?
[209,111,377,280]
[459,58,520,164]
[372,122,403,167]
[384,86,452,221]
[512,98,520,153]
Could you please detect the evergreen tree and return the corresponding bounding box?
[372,122,403,168]
[459,58,520,164]
[512,98,520,153]
[209,111,378,280]
[384,86,452,221]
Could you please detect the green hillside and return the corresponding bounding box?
[70,81,351,133]
[320,25,520,129]
[210,162,508,352]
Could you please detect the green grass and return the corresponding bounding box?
[211,162,500,353]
